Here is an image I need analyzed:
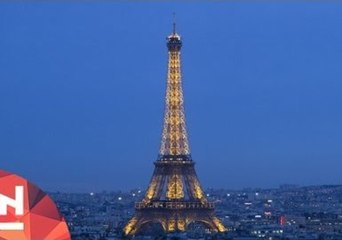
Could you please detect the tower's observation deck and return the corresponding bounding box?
[123,23,226,236]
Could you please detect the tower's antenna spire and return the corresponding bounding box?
[173,12,176,34]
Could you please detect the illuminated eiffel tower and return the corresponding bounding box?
[123,22,226,236]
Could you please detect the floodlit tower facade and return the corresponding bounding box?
[123,23,226,236]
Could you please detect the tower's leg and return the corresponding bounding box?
[123,216,139,235]
[211,216,227,232]
[184,212,227,233]
[124,214,169,236]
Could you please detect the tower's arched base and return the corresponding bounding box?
[123,206,226,236]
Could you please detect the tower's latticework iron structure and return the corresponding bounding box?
[123,24,226,236]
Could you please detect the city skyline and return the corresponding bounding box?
[1,3,342,192]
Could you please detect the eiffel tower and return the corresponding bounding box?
[123,22,227,236]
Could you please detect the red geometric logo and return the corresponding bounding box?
[0,169,71,240]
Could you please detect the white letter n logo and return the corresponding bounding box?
[0,186,24,230]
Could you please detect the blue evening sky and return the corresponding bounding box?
[0,3,341,192]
